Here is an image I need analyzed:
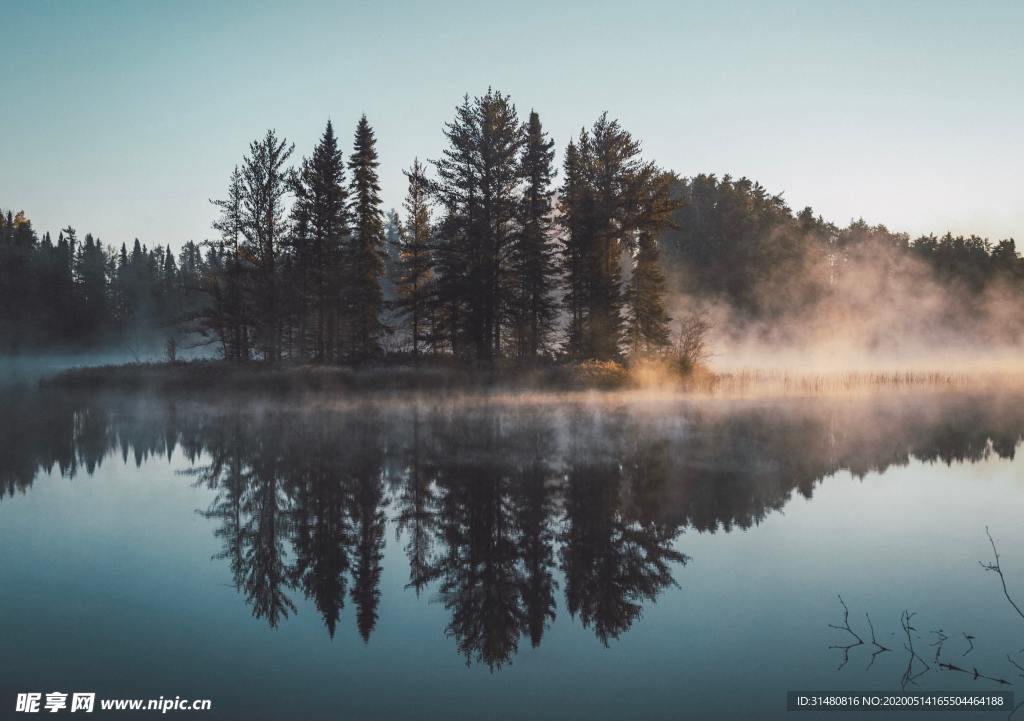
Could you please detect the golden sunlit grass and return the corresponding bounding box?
[619,355,1024,398]
[670,367,1024,398]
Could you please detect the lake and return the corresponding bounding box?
[2,388,1023,720]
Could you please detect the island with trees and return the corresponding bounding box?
[2,88,1022,392]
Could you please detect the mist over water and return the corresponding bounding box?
[657,177,1024,376]
[2,385,1023,719]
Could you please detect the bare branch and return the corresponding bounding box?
[865,612,890,670]
[828,595,864,670]
[1008,654,1024,678]
[937,661,1011,686]
[963,632,976,656]
[931,628,949,663]
[979,527,1024,623]
[900,610,930,688]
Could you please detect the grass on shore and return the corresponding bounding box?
[38,358,1013,398]
[40,358,636,395]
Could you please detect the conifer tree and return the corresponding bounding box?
[241,130,294,362]
[381,209,402,304]
[512,111,557,359]
[210,166,249,361]
[625,232,672,354]
[394,159,434,360]
[430,95,478,358]
[432,90,524,361]
[74,232,109,338]
[559,114,676,361]
[291,120,349,362]
[346,116,387,360]
[559,139,592,360]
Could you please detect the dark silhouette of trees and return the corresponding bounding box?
[208,166,250,361]
[4,88,1023,360]
[511,110,558,359]
[289,120,350,363]
[626,232,672,354]
[346,116,388,361]
[393,159,434,360]
[0,210,207,353]
[239,130,294,363]
[432,90,525,362]
[559,114,678,361]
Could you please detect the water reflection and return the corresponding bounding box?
[1,390,1022,670]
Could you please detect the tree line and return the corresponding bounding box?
[660,174,1024,334]
[3,88,1022,359]
[198,92,679,365]
[0,210,207,352]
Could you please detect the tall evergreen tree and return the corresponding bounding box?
[381,209,402,304]
[291,120,349,362]
[511,110,557,359]
[210,166,250,361]
[432,90,524,361]
[559,114,676,360]
[559,139,593,360]
[346,116,387,360]
[394,159,434,360]
[430,95,478,358]
[625,232,672,354]
[241,130,294,362]
[74,232,109,339]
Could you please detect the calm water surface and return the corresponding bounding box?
[1,389,1023,720]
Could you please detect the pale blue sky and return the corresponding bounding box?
[2,0,1021,249]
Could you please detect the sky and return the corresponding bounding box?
[2,0,1022,250]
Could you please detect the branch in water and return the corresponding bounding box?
[1009,654,1024,678]
[828,595,864,670]
[937,661,1011,686]
[900,610,931,688]
[963,632,976,656]
[931,629,949,663]
[979,526,1024,622]
[865,612,890,670]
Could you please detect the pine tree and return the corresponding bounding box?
[55,228,76,337]
[626,232,672,354]
[381,209,402,304]
[291,120,349,362]
[559,135,598,360]
[241,130,294,362]
[346,115,387,361]
[113,242,130,327]
[432,90,524,361]
[512,111,557,359]
[394,159,434,360]
[210,166,250,361]
[559,114,676,361]
[431,95,479,358]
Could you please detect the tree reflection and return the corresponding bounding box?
[3,389,1024,668]
[287,419,353,639]
[561,422,688,645]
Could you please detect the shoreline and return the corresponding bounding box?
[35,360,1020,400]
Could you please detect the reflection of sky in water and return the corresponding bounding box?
[1,392,1022,720]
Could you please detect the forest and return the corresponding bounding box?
[2,88,1022,365]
